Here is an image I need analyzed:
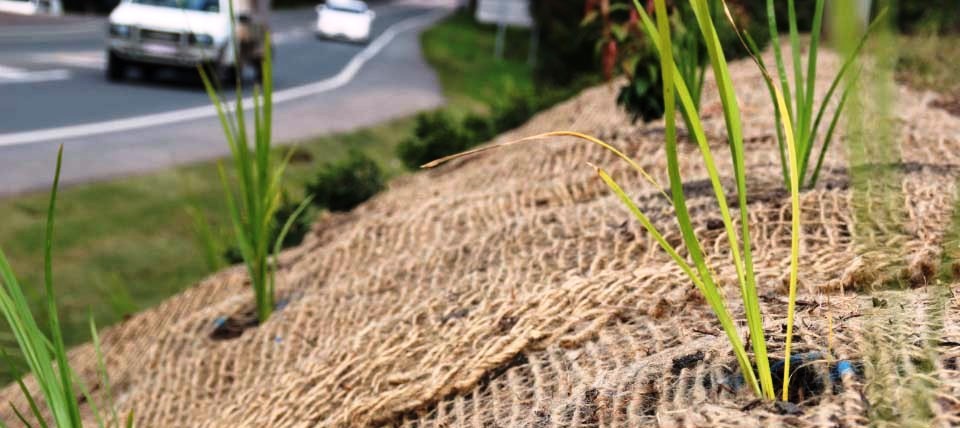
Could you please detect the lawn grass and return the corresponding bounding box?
[420,11,535,113]
[0,9,540,378]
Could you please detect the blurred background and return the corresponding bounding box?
[0,0,957,380]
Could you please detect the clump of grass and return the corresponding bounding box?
[427,0,806,401]
[199,35,311,323]
[747,0,884,189]
[0,146,132,427]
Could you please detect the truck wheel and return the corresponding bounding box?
[106,52,126,82]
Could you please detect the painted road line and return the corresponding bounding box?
[0,64,70,84]
[0,21,103,41]
[0,11,444,147]
[29,51,105,70]
[11,26,325,72]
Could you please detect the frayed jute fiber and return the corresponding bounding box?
[2,50,959,427]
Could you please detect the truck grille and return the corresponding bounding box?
[140,29,181,44]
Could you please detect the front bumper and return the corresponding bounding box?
[108,38,222,67]
[316,23,370,41]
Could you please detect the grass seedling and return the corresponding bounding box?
[199,34,312,323]
[747,0,884,189]
[0,146,132,427]
[672,0,719,133]
[427,0,805,401]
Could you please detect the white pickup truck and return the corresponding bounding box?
[0,0,61,15]
[105,0,270,82]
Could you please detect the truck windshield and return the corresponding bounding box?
[131,0,219,12]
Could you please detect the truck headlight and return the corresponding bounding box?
[188,33,214,46]
[109,24,132,38]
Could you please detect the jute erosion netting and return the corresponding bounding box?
[3,51,960,427]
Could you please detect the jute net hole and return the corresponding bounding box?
[0,48,958,427]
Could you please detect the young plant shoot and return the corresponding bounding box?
[200,33,311,323]
[0,147,132,427]
[749,0,884,189]
[426,0,805,401]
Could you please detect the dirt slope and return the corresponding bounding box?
[2,51,959,427]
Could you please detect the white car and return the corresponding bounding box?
[105,0,270,82]
[0,0,61,15]
[315,0,375,43]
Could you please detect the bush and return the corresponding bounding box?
[397,111,470,170]
[492,93,536,131]
[462,113,496,143]
[530,0,603,87]
[307,149,386,212]
[617,52,665,123]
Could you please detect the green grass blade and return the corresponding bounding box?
[44,146,83,427]
[691,0,774,399]
[595,165,761,395]
[217,163,255,273]
[638,0,755,291]
[1,348,47,428]
[807,70,857,188]
[91,316,119,427]
[72,366,103,428]
[767,70,803,404]
[125,410,134,428]
[803,9,887,181]
[786,0,803,119]
[9,403,32,428]
[766,0,794,125]
[798,0,825,152]
[269,195,313,305]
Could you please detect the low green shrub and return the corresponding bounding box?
[307,149,385,212]
[617,51,666,123]
[397,111,470,170]
[462,113,496,143]
[492,93,536,131]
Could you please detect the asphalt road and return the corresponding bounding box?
[0,1,451,196]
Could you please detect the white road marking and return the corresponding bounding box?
[0,21,102,41]
[0,64,70,84]
[29,51,105,70]
[9,26,318,73]
[0,11,444,147]
[271,26,313,44]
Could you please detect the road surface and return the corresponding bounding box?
[0,1,451,196]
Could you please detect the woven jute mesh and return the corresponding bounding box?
[2,50,960,427]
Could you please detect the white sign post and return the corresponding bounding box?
[475,0,535,62]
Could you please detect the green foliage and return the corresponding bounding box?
[609,0,768,125]
[200,30,311,322]
[492,93,536,131]
[222,193,314,266]
[399,93,551,170]
[462,113,496,143]
[747,0,883,189]
[0,147,130,428]
[530,0,604,86]
[308,149,385,212]
[430,0,806,402]
[617,53,665,122]
[397,111,470,170]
